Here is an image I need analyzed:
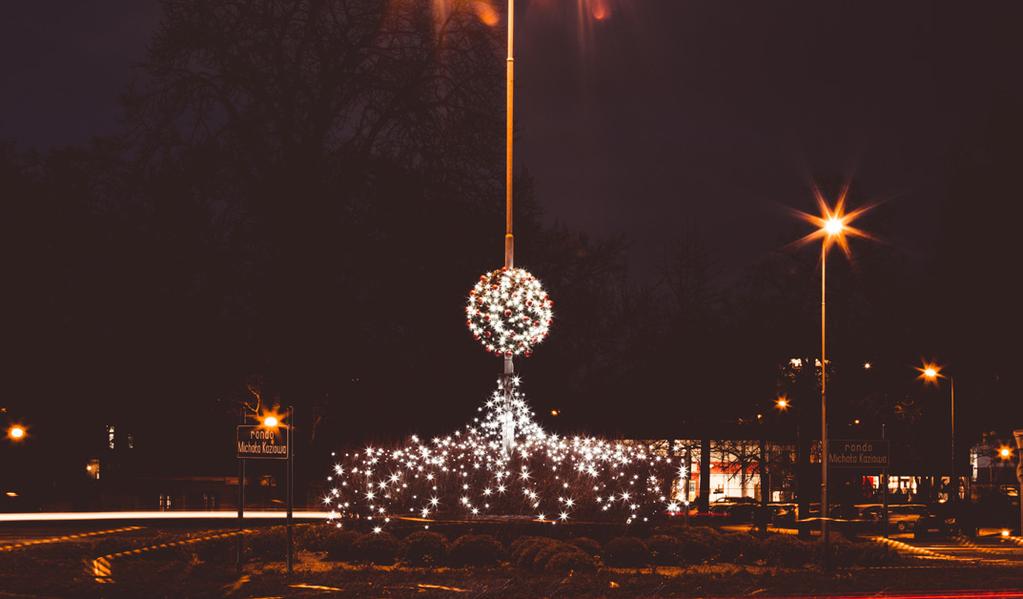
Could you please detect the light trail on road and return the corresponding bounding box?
[0,510,330,523]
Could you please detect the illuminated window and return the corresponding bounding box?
[85,459,101,480]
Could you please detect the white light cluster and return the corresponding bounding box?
[466,267,553,357]
[324,377,678,529]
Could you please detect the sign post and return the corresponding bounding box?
[881,425,889,538]
[236,413,293,574]
[237,408,246,572]
[1014,430,1023,536]
[286,405,294,576]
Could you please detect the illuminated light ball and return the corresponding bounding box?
[466,267,553,357]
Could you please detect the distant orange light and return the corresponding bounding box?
[775,397,789,411]
[7,425,26,442]
[472,1,500,26]
[258,409,285,431]
[999,446,1012,460]
[550,409,559,417]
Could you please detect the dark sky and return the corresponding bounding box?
[9,0,1021,279]
[3,1,1022,438]
[7,1,1023,273]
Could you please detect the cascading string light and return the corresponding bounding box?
[325,377,681,529]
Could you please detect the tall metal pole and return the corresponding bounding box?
[950,377,956,508]
[237,408,245,571]
[881,423,889,538]
[505,0,514,273]
[1014,430,1023,536]
[286,405,294,576]
[503,0,515,381]
[820,242,830,567]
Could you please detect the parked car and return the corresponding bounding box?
[768,502,799,527]
[708,502,757,522]
[713,496,758,505]
[887,503,930,532]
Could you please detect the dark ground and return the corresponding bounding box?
[2,522,1023,598]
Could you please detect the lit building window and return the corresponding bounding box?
[85,459,101,480]
[106,425,115,450]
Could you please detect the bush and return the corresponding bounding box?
[603,536,650,568]
[672,526,722,564]
[352,532,402,565]
[532,541,574,570]
[545,547,598,573]
[716,531,757,560]
[567,536,602,557]
[763,535,814,568]
[646,535,681,565]
[298,525,354,554]
[323,530,362,561]
[448,534,505,567]
[402,531,448,566]
[511,536,559,569]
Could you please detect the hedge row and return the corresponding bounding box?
[239,525,902,569]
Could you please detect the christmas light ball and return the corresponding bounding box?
[466,267,553,357]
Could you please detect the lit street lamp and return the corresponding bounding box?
[791,185,873,566]
[6,424,26,442]
[916,362,958,507]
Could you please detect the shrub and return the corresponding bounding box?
[298,525,355,554]
[715,532,764,564]
[646,535,681,565]
[402,531,448,566]
[567,536,602,557]
[324,530,362,561]
[532,541,574,570]
[448,534,505,567]
[512,536,559,569]
[545,547,598,573]
[603,536,650,568]
[352,532,402,565]
[673,526,722,564]
[763,535,814,568]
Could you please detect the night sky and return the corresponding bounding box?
[6,2,1020,274]
[3,1,1022,465]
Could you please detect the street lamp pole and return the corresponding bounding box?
[820,242,831,566]
[918,364,957,508]
[950,377,956,506]
[503,0,516,385]
[1015,430,1023,536]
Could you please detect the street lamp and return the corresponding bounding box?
[775,396,790,411]
[791,185,873,565]
[6,424,26,442]
[916,361,958,506]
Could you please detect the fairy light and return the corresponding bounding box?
[466,267,553,357]
[325,377,678,529]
